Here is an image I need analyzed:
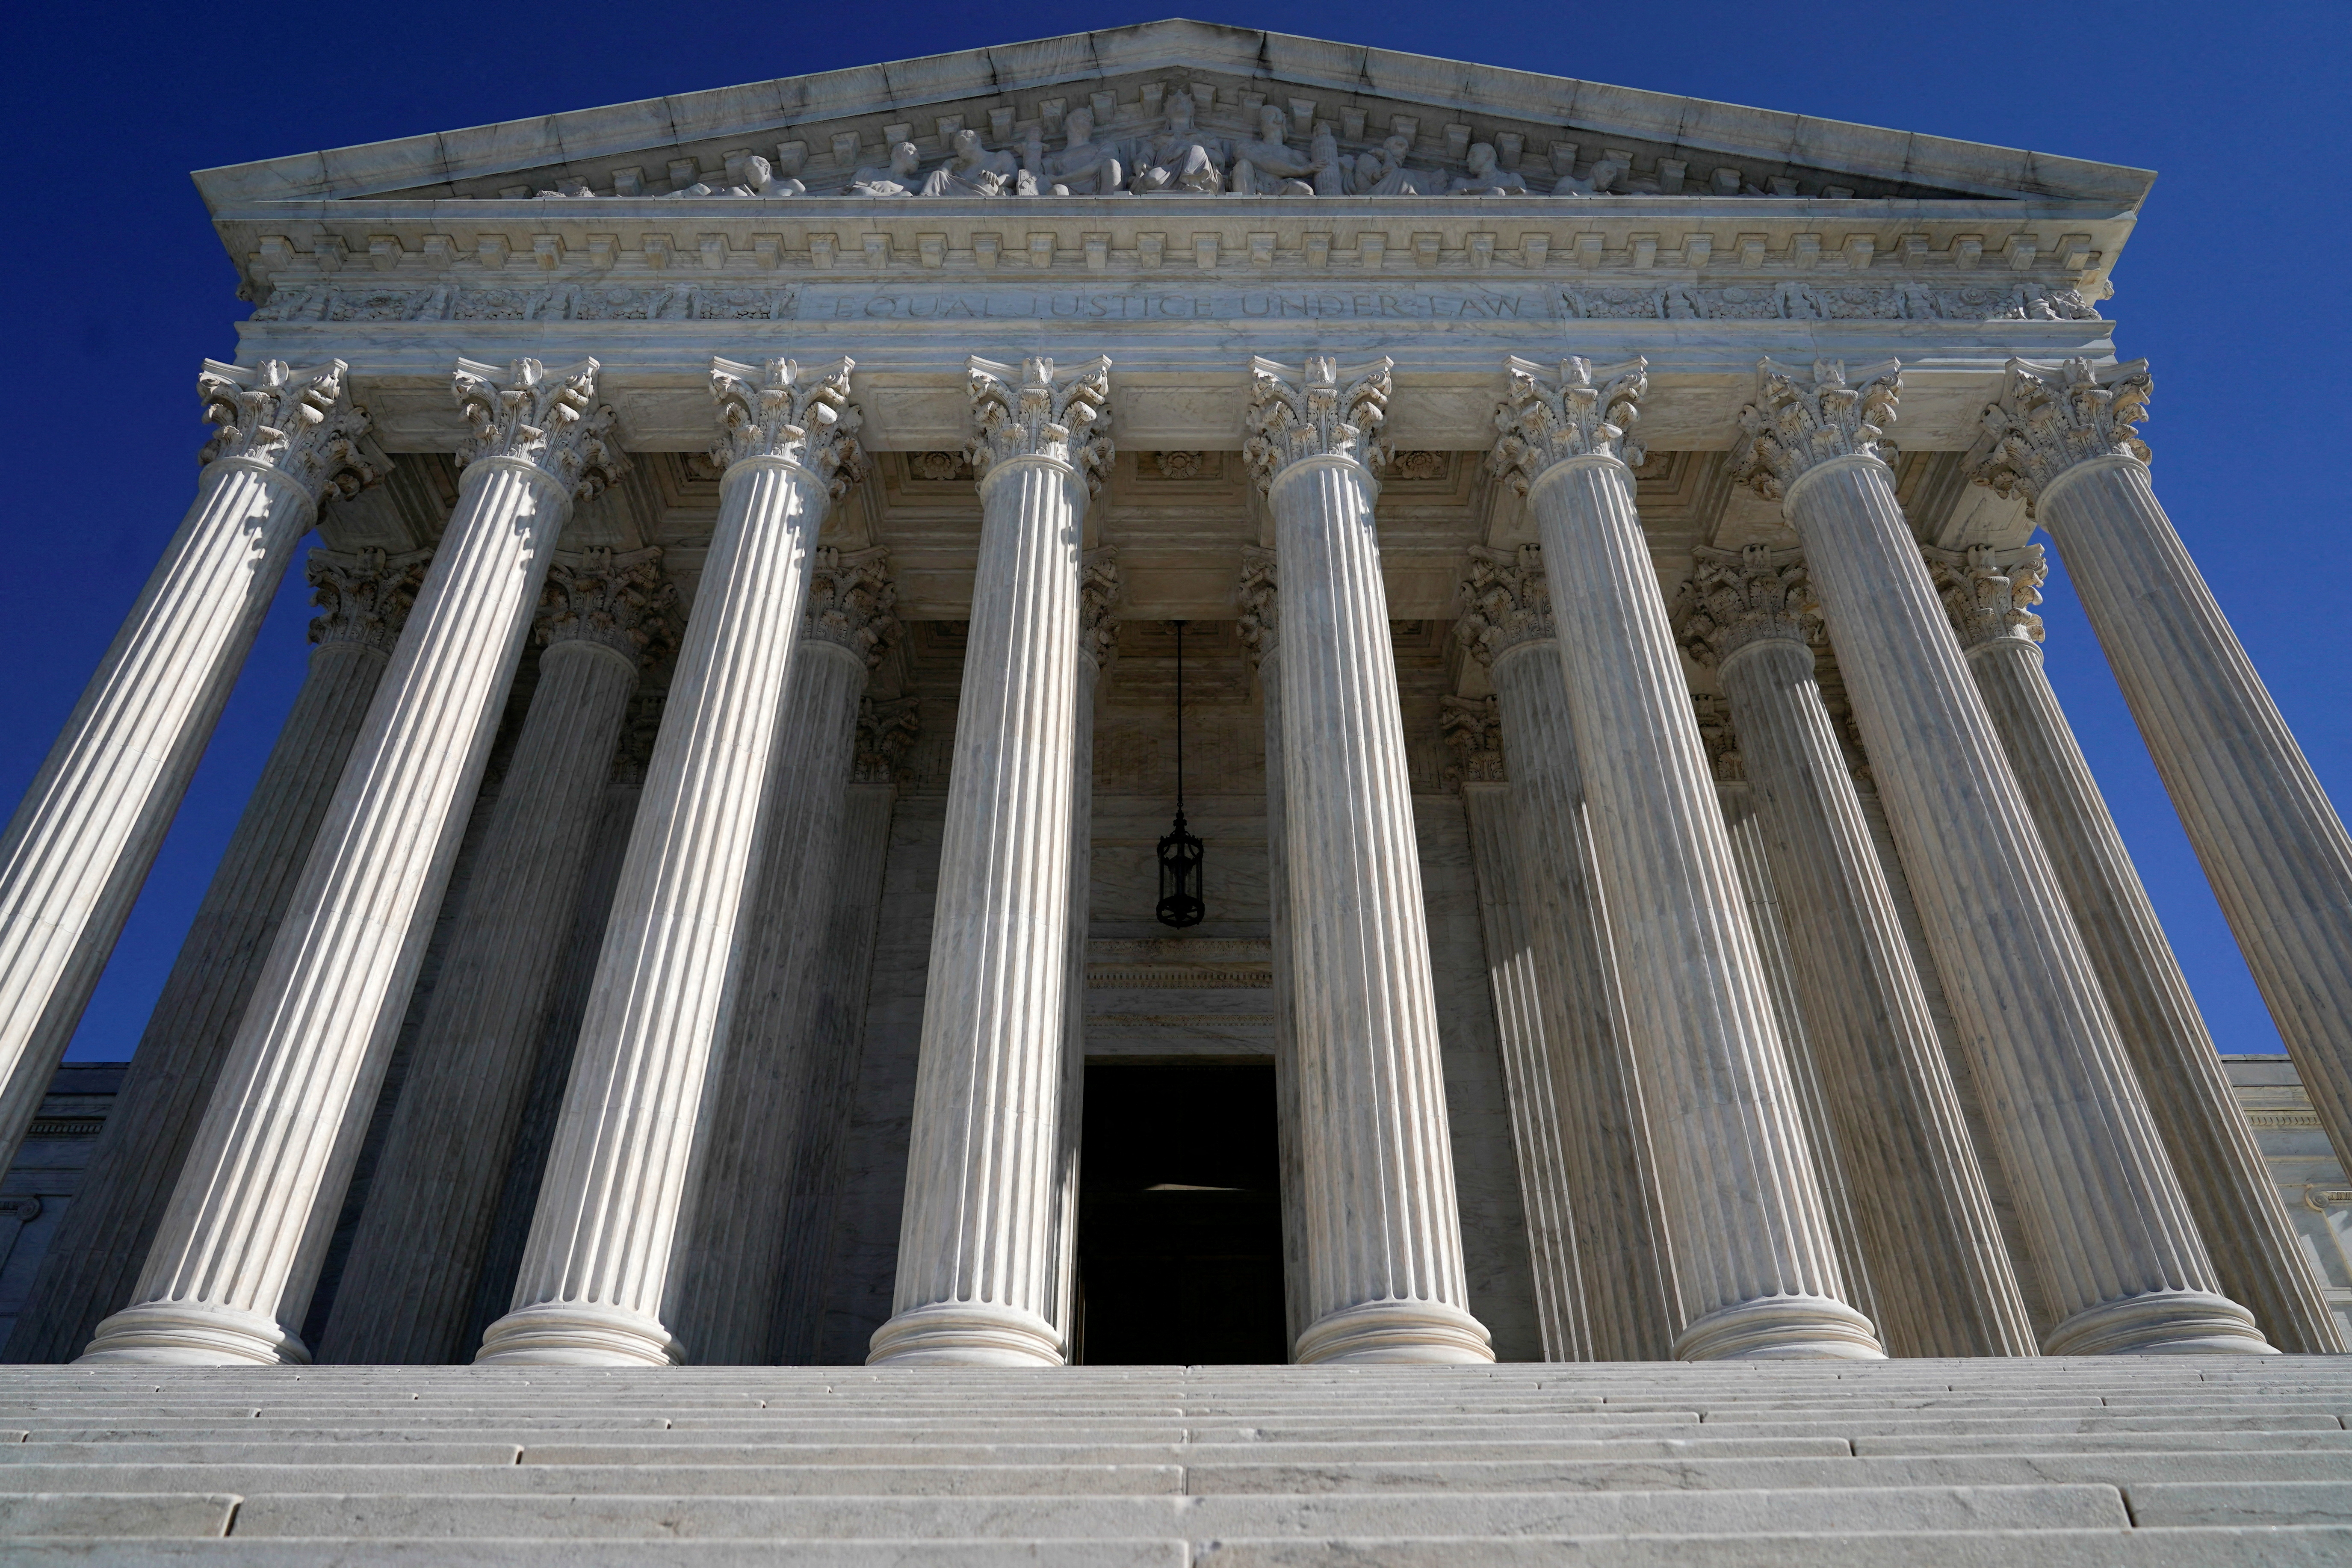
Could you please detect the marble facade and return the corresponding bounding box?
[2,21,2345,1367]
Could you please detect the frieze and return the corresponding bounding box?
[256,283,801,323]
[1557,282,2099,322]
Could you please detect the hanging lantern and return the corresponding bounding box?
[1156,620,1205,928]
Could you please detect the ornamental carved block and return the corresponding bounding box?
[709,355,865,497]
[854,695,922,785]
[452,356,627,503]
[540,547,677,666]
[1732,357,1902,501]
[1924,543,2048,651]
[199,358,388,506]
[1964,356,2151,511]
[1243,354,1393,493]
[1690,694,1744,784]
[803,545,900,670]
[1454,543,1554,666]
[1672,545,1820,667]
[1079,546,1122,670]
[1489,355,1647,493]
[966,354,1114,496]
[1235,545,1279,666]
[307,546,430,653]
[1439,694,1506,789]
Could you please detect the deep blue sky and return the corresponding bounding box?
[5,3,2345,1062]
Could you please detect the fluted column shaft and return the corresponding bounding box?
[0,361,380,1183]
[6,550,420,1366]
[319,554,663,1366]
[1708,626,2035,1357]
[1480,633,1679,1361]
[872,355,1107,1367]
[82,358,618,1366]
[482,356,858,1368]
[673,579,882,1366]
[1761,431,2265,1353]
[2048,462,2352,1176]
[1941,558,2341,1353]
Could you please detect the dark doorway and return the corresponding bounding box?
[1074,1063,1288,1365]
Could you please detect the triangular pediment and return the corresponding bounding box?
[193,19,2152,213]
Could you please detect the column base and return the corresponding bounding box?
[2044,1289,2278,1356]
[1674,1294,1886,1361]
[1294,1299,1495,1365]
[867,1301,1063,1367]
[473,1301,685,1367]
[76,1300,310,1366]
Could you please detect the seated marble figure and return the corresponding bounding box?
[1227,106,1324,196]
[1129,87,1226,194]
[918,128,1018,196]
[848,142,924,197]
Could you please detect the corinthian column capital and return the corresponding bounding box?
[1923,543,2048,653]
[802,545,899,669]
[710,355,865,495]
[307,546,431,654]
[1672,544,1820,668]
[199,358,387,508]
[1490,355,1648,493]
[1244,354,1393,494]
[1965,356,2153,511]
[540,546,676,667]
[1454,543,1554,667]
[854,695,921,786]
[1439,694,1506,789]
[1733,357,1902,501]
[1078,547,1122,670]
[1690,693,1745,783]
[1235,545,1279,665]
[453,356,627,503]
[966,355,1114,495]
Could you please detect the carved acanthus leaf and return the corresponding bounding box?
[199,358,388,506]
[1489,355,1647,493]
[1672,544,1818,667]
[307,546,430,653]
[453,356,627,503]
[1439,695,1506,790]
[1732,357,1902,501]
[1079,547,1122,670]
[1923,543,2047,651]
[803,546,899,670]
[854,695,922,784]
[1243,355,1393,493]
[1454,544,1553,665]
[966,355,1114,496]
[709,355,865,497]
[1964,356,2151,512]
[1235,545,1279,666]
[541,546,676,665]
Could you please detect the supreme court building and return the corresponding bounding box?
[7,18,2352,1375]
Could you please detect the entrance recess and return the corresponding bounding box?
[1073,1062,1287,1365]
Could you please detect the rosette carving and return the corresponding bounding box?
[452,356,626,502]
[1489,355,1648,493]
[1672,545,1820,667]
[1733,357,1902,501]
[709,355,865,496]
[1454,544,1554,666]
[966,355,1114,496]
[1965,356,2152,512]
[1924,543,2048,651]
[1243,355,1393,493]
[199,357,387,506]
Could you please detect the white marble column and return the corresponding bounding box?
[1247,355,1491,1365]
[1044,551,1118,1350]
[1738,355,2269,1355]
[318,549,673,1366]
[0,361,384,1185]
[1927,541,2341,1354]
[671,546,896,1367]
[1493,356,1876,1361]
[80,358,621,1364]
[771,696,919,1365]
[6,548,426,1365]
[1235,548,1312,1357]
[1456,547,1680,1362]
[1971,358,2352,1188]
[869,356,1110,1367]
[478,357,861,1367]
[1675,547,2036,1358]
